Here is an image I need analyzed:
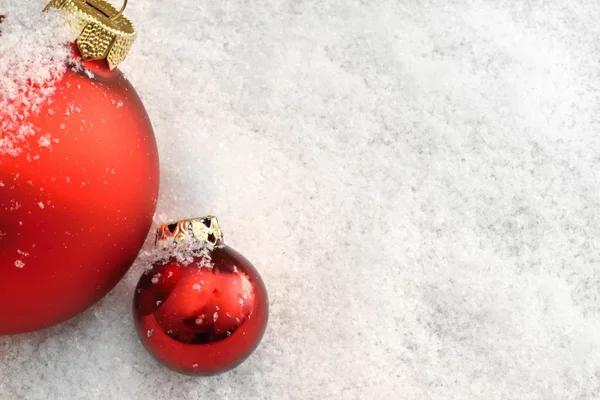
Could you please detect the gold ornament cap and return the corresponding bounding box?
[44,0,135,70]
[156,216,224,246]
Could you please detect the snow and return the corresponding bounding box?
[0,2,77,156]
[137,233,216,271]
[2,0,600,399]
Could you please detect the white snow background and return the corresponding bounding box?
[2,0,600,399]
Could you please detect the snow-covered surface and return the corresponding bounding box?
[2,0,600,398]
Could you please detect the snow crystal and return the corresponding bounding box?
[0,2,78,156]
[150,273,161,284]
[14,260,24,268]
[37,134,51,147]
[136,233,216,270]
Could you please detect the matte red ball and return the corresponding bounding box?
[0,51,159,333]
[133,245,268,375]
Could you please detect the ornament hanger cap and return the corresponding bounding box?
[156,216,224,246]
[44,0,136,70]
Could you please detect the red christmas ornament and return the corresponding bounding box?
[133,217,268,375]
[0,1,159,334]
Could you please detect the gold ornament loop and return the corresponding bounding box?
[109,0,127,21]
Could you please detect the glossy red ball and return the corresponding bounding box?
[133,245,268,375]
[0,52,159,334]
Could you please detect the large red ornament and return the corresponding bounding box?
[133,217,268,375]
[0,2,159,334]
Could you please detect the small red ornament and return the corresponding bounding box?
[0,1,159,334]
[133,217,268,375]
